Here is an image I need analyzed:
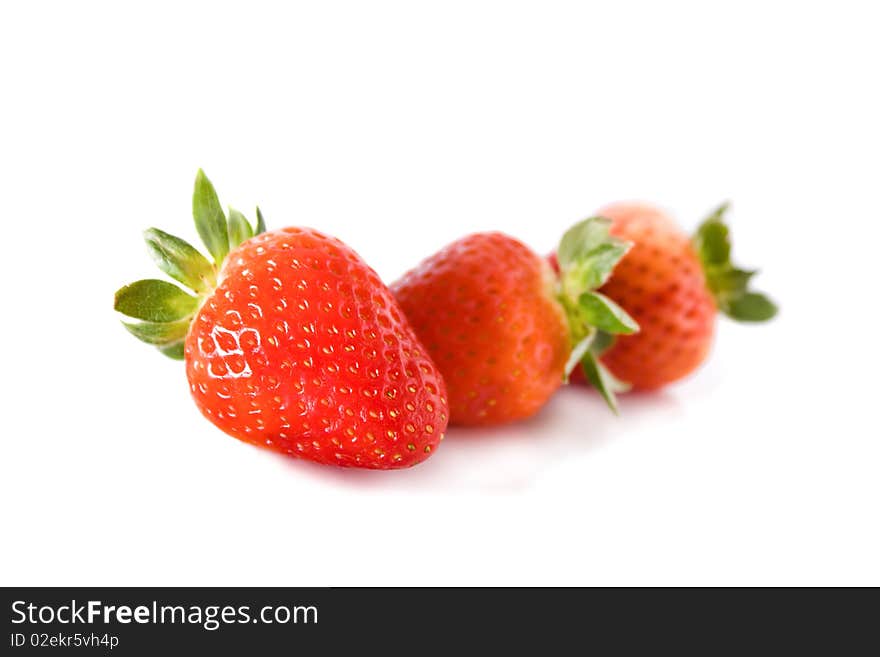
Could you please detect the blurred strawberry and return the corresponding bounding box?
[392,220,638,424]
[553,201,777,390]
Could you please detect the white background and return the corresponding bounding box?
[1,1,878,586]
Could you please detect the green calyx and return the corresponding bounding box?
[693,203,778,322]
[556,217,639,414]
[113,169,266,359]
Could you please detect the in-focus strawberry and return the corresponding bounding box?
[555,201,777,390]
[391,220,639,424]
[114,170,448,469]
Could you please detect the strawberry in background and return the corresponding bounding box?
[114,171,448,469]
[392,219,639,424]
[553,201,777,391]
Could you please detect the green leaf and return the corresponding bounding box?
[143,228,215,294]
[693,202,777,324]
[563,332,595,382]
[159,342,185,360]
[583,242,630,289]
[693,202,731,266]
[192,169,229,266]
[589,330,615,357]
[564,242,631,291]
[122,318,191,345]
[581,352,630,415]
[725,292,778,322]
[557,216,614,268]
[578,291,639,334]
[114,279,199,322]
[707,267,755,298]
[227,207,253,248]
[255,206,266,235]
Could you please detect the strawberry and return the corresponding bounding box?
[555,201,777,390]
[114,170,448,469]
[391,220,639,424]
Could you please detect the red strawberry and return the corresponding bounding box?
[554,201,777,390]
[115,170,448,469]
[392,221,638,424]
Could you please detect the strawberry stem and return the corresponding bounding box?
[693,203,778,322]
[555,216,639,412]
[114,170,265,359]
